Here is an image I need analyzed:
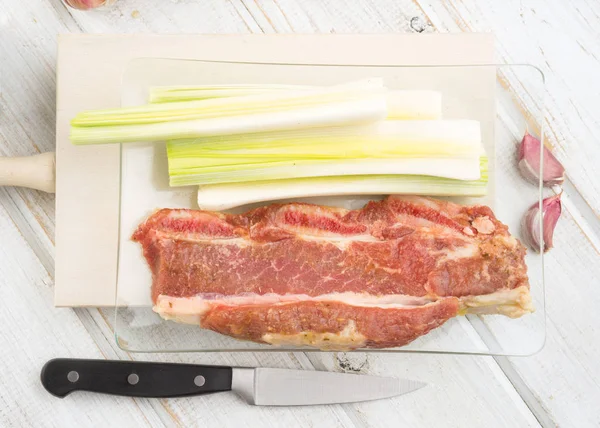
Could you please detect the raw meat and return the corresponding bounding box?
[133,195,532,350]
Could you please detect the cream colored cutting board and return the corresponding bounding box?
[55,34,494,307]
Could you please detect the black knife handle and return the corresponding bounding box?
[41,358,232,399]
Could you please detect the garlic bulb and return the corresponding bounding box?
[517,132,565,187]
[521,194,562,253]
[62,0,117,10]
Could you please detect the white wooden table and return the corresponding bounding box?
[1,1,599,427]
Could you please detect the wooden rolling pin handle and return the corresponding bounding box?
[0,152,56,193]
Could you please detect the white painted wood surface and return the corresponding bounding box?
[1,0,599,427]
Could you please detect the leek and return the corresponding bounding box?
[196,164,488,211]
[166,120,483,186]
[170,157,483,186]
[150,84,442,120]
[149,84,313,103]
[167,120,480,159]
[70,81,387,145]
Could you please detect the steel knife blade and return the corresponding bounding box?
[41,358,425,406]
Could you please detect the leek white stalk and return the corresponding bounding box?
[171,157,482,186]
[167,120,478,160]
[167,120,483,186]
[197,164,488,211]
[70,82,387,145]
[150,85,442,120]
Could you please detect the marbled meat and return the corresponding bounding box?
[132,196,533,350]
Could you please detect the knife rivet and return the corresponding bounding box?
[128,373,140,385]
[194,375,206,387]
[67,371,79,383]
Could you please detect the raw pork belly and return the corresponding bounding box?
[133,196,532,350]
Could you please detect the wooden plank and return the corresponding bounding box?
[0,1,540,427]
[48,5,542,428]
[0,196,171,427]
[0,6,362,422]
[305,352,539,428]
[79,307,359,428]
[75,306,542,428]
[0,0,58,272]
[1,0,598,426]
[506,206,600,427]
[415,0,600,216]
[0,7,358,427]
[411,1,600,427]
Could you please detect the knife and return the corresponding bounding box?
[41,358,425,406]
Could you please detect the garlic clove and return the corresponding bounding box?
[521,194,562,253]
[63,0,114,10]
[517,132,565,187]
